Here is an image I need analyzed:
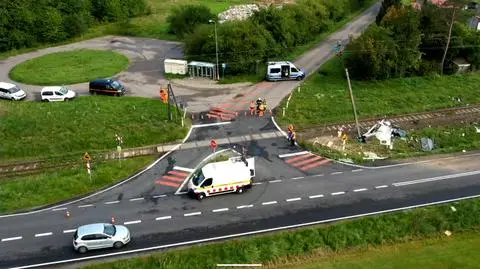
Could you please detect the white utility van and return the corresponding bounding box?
[265,61,305,81]
[188,156,255,200]
[41,86,76,102]
[0,82,26,101]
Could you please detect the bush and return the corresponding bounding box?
[167,4,214,38]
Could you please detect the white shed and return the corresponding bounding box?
[164,59,188,75]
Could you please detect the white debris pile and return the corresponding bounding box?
[218,4,260,24]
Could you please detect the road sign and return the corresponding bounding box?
[83,152,91,161]
[210,140,217,150]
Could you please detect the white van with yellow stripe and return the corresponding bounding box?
[188,156,255,200]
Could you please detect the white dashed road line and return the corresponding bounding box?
[375,185,388,189]
[352,169,363,172]
[212,208,229,213]
[155,216,172,221]
[78,204,94,208]
[353,188,368,192]
[313,174,324,177]
[237,205,254,209]
[309,194,324,199]
[35,232,52,237]
[331,172,343,175]
[124,220,142,225]
[63,229,76,234]
[331,192,346,196]
[262,201,277,205]
[129,197,144,202]
[291,176,304,180]
[153,195,167,198]
[105,201,120,205]
[52,207,67,211]
[1,236,22,242]
[269,180,282,183]
[252,182,262,185]
[278,151,310,158]
[184,212,202,217]
[286,197,302,202]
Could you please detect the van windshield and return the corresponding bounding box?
[8,86,21,93]
[111,81,123,89]
[59,87,68,95]
[192,171,205,186]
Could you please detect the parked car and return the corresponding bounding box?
[89,79,126,96]
[0,82,26,100]
[41,86,76,102]
[73,223,131,254]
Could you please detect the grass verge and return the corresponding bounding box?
[0,96,189,162]
[0,156,155,213]
[268,232,480,269]
[82,197,480,269]
[9,49,129,85]
[277,57,480,129]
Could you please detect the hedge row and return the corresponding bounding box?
[83,198,480,269]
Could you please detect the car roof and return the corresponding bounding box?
[77,223,108,237]
[41,86,62,92]
[90,79,113,83]
[0,82,16,89]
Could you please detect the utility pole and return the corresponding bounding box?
[209,19,220,81]
[345,68,361,139]
[440,6,456,75]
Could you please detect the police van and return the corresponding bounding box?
[188,156,255,200]
[265,61,305,81]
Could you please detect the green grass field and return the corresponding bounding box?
[0,156,155,213]
[0,96,188,161]
[269,233,480,269]
[278,58,480,129]
[9,49,129,85]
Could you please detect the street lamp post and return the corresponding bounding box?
[209,19,220,81]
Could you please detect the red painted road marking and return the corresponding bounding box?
[291,156,323,168]
[285,153,312,163]
[300,159,331,171]
[168,170,189,177]
[207,113,233,121]
[155,180,180,187]
[162,175,185,182]
[210,108,238,116]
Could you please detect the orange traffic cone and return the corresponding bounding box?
[111,216,116,224]
[66,211,70,218]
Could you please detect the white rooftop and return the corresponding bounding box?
[0,82,16,89]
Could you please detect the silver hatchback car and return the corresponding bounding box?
[73,223,131,253]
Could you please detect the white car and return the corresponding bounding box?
[73,223,131,254]
[0,82,27,100]
[41,86,76,102]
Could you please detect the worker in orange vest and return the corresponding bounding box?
[160,89,168,104]
[249,101,256,115]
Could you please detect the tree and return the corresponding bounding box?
[376,0,400,24]
[440,0,468,74]
[166,5,214,38]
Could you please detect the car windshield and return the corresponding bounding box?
[103,224,116,236]
[111,81,122,89]
[59,87,68,95]
[8,86,20,93]
[192,171,205,186]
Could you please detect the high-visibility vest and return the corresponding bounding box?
[250,101,255,109]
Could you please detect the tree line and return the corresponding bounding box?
[0,0,150,53]
[167,0,369,74]
[345,0,480,80]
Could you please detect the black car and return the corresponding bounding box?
[89,79,126,96]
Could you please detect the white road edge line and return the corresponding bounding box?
[278,151,310,158]
[173,166,195,173]
[153,195,167,199]
[309,194,324,199]
[237,205,254,209]
[286,198,302,202]
[104,201,120,205]
[269,180,282,183]
[1,236,22,242]
[123,220,142,225]
[291,176,304,180]
[78,204,94,208]
[0,125,195,219]
[35,232,53,238]
[375,185,388,189]
[192,121,231,128]
[262,201,277,205]
[15,194,480,269]
[129,197,144,202]
[393,170,480,187]
[331,192,346,196]
[212,208,229,213]
[155,216,172,221]
[353,188,368,192]
[184,212,202,217]
[351,169,363,172]
[52,207,67,211]
[63,229,76,234]
[331,172,343,175]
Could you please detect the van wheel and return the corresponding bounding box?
[197,193,205,200]
[236,187,244,194]
[78,246,87,254]
[113,242,123,249]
